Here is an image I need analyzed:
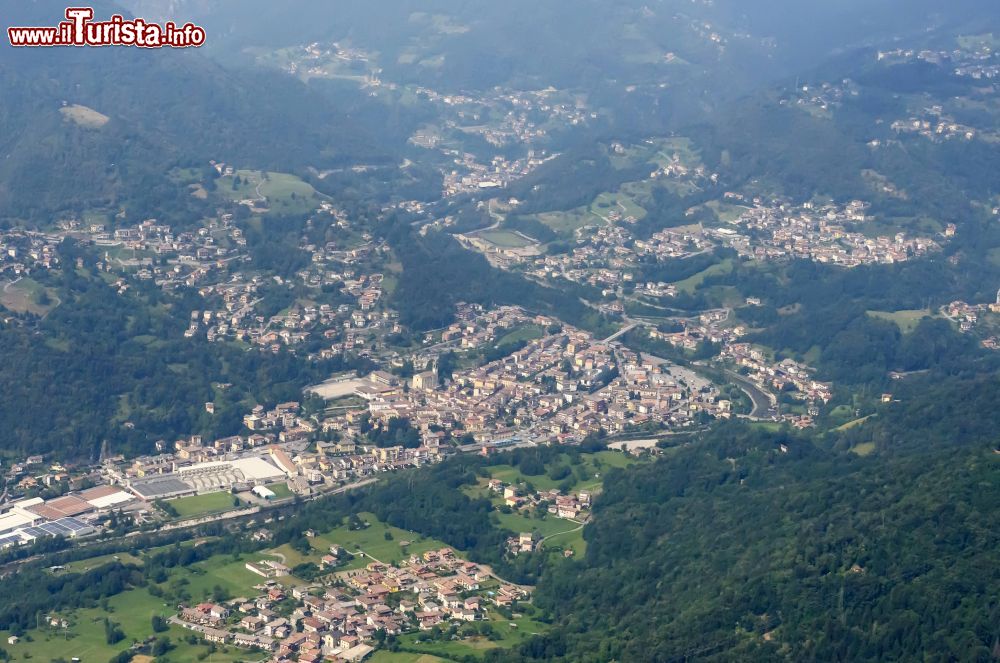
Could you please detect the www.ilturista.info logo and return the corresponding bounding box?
[7,7,206,48]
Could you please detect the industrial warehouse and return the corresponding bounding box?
[126,455,289,500]
[0,485,135,549]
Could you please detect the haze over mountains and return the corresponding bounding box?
[3,0,998,223]
[0,3,998,661]
[124,0,996,88]
[0,0,388,221]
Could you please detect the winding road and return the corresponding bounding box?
[721,369,777,419]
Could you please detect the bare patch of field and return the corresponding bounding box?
[0,278,59,315]
[60,104,110,129]
[307,378,366,399]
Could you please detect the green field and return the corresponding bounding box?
[397,614,550,659]
[382,273,400,296]
[263,482,294,499]
[370,653,450,663]
[485,451,638,494]
[540,525,587,556]
[654,137,701,166]
[835,414,875,432]
[534,208,605,237]
[673,259,735,294]
[255,512,456,573]
[0,514,460,662]
[0,584,252,663]
[494,510,578,538]
[259,541,316,569]
[219,170,323,215]
[528,189,648,239]
[314,513,456,569]
[0,278,60,315]
[168,491,238,519]
[867,309,937,334]
[493,511,586,556]
[850,441,877,457]
[488,465,564,492]
[750,421,783,433]
[182,554,276,598]
[496,324,545,347]
[705,200,751,223]
[591,191,647,222]
[57,551,143,574]
[477,230,535,248]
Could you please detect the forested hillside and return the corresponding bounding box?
[385,224,616,336]
[495,417,1000,661]
[0,245,349,460]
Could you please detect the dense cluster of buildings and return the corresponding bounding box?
[942,292,1000,338]
[878,43,999,81]
[526,224,711,294]
[412,84,593,148]
[175,207,400,355]
[42,197,400,360]
[277,40,374,80]
[489,478,592,523]
[441,150,556,198]
[81,216,247,289]
[710,196,940,267]
[314,307,728,444]
[173,546,528,661]
[403,84,590,197]
[647,309,745,352]
[643,308,833,425]
[0,229,61,278]
[111,398,446,504]
[781,79,859,115]
[891,109,977,142]
[720,343,833,407]
[0,289,749,552]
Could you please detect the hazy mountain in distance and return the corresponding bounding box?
[0,0,388,223]
[123,0,1000,93]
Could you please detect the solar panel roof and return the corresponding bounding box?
[38,522,66,536]
[58,517,90,531]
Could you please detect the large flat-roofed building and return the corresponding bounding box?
[3,497,43,513]
[0,510,39,537]
[80,485,135,510]
[230,457,286,483]
[175,461,243,493]
[27,495,93,520]
[268,447,297,476]
[340,644,375,662]
[176,457,285,489]
[128,455,286,500]
[129,476,198,501]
